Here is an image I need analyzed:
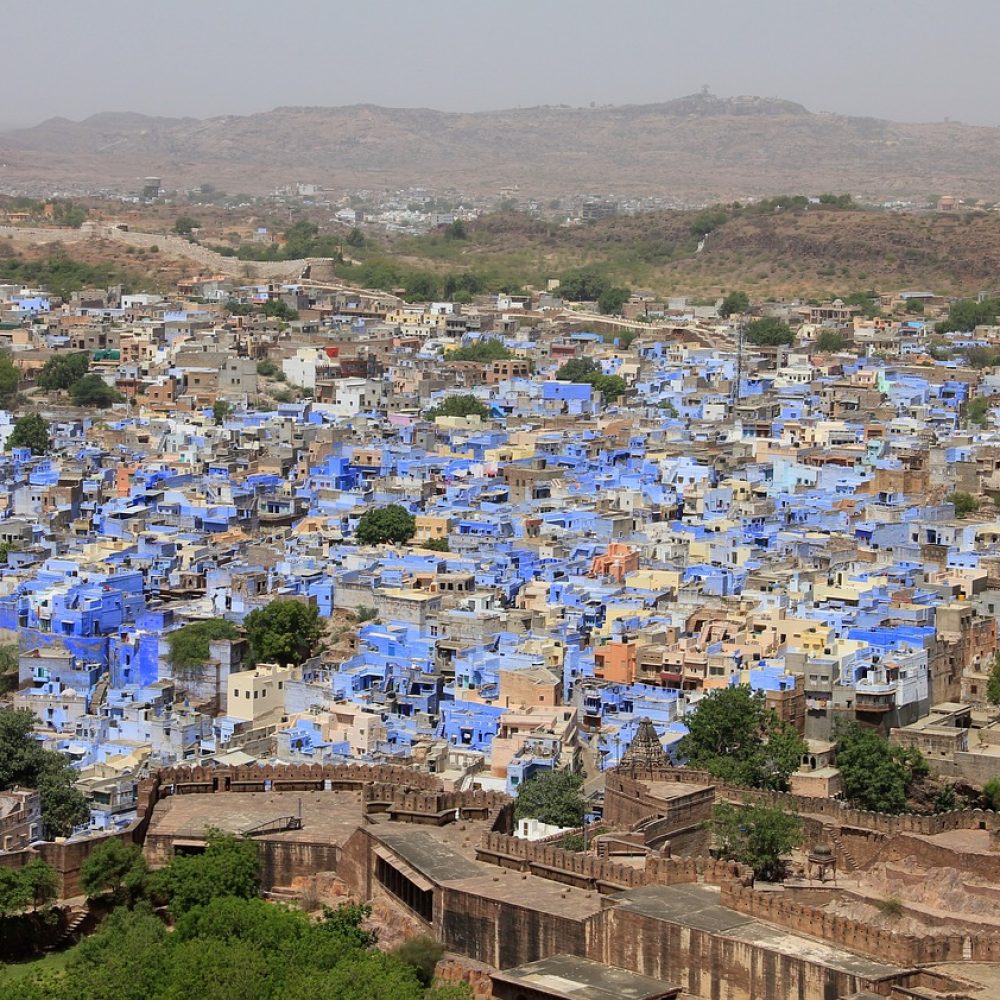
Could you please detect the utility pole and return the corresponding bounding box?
[732,317,744,408]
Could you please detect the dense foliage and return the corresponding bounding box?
[744,317,794,346]
[167,620,240,672]
[0,859,58,916]
[8,414,50,455]
[814,330,845,352]
[0,352,19,404]
[677,686,806,791]
[936,297,1000,333]
[514,768,585,827]
[7,845,469,1000]
[356,505,417,546]
[834,721,928,813]
[0,256,130,300]
[36,353,89,392]
[710,802,802,882]
[425,394,491,420]
[987,652,1000,706]
[948,491,978,518]
[0,708,88,837]
[150,831,261,917]
[447,339,512,362]
[554,357,626,402]
[243,599,323,667]
[80,839,148,906]
[718,290,749,317]
[69,374,122,409]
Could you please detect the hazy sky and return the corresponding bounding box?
[8,0,1000,127]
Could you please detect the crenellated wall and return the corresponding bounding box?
[475,831,752,893]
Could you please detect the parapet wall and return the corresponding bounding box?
[476,831,751,892]
[719,882,1000,967]
[613,766,1000,838]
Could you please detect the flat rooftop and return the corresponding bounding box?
[611,884,907,981]
[492,954,679,1000]
[146,789,364,845]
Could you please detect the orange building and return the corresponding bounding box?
[594,641,638,684]
[589,543,640,583]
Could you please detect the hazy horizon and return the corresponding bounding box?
[8,0,1000,129]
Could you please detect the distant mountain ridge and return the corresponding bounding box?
[0,93,997,201]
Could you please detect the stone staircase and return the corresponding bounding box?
[827,830,860,873]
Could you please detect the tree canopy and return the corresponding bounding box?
[710,802,802,882]
[514,768,584,828]
[555,357,626,402]
[425,394,490,420]
[356,505,417,546]
[744,317,794,347]
[80,838,148,905]
[70,374,122,409]
[167,620,240,672]
[597,286,631,315]
[0,352,19,404]
[447,339,512,362]
[718,291,750,317]
[151,831,261,917]
[815,330,846,352]
[835,721,928,813]
[243,600,323,667]
[0,857,57,916]
[936,297,1000,333]
[36,352,89,392]
[988,652,1000,706]
[0,708,88,837]
[677,686,806,790]
[8,414,50,455]
[949,491,978,518]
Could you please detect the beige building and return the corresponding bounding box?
[227,664,291,724]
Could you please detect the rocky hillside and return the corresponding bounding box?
[2,93,1000,201]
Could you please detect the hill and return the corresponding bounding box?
[2,93,1000,201]
[373,205,1000,298]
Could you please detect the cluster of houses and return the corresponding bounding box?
[2,268,1000,847]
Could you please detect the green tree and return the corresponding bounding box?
[744,317,794,346]
[949,491,978,518]
[815,330,845,352]
[167,620,240,672]
[597,286,631,315]
[0,641,18,694]
[212,399,231,425]
[70,374,122,409]
[448,339,513,362]
[356,504,417,546]
[986,652,1000,705]
[966,397,989,426]
[557,268,609,301]
[152,831,261,917]
[709,802,802,882]
[0,707,89,837]
[425,394,490,420]
[262,299,299,321]
[36,352,89,391]
[392,935,444,987]
[80,838,149,904]
[0,352,19,404]
[982,776,1000,810]
[514,768,584,827]
[719,290,750,317]
[422,537,449,552]
[444,220,467,240]
[936,297,1000,333]
[243,600,322,667]
[345,227,366,248]
[678,686,806,791]
[835,721,927,813]
[555,358,599,382]
[8,413,50,455]
[174,216,199,236]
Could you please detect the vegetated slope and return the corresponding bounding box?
[389,207,1000,297]
[2,93,1000,200]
